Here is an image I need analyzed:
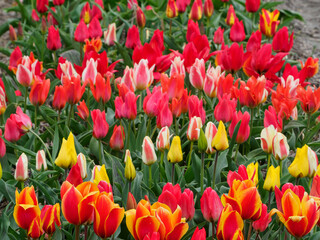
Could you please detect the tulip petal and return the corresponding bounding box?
[135,215,160,240]
[166,222,189,240]
[104,207,125,237]
[285,216,308,238]
[61,186,82,225]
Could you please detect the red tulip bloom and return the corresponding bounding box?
[272,27,294,53]
[74,19,89,42]
[0,130,6,157]
[229,111,250,144]
[252,204,271,232]
[156,94,173,128]
[191,227,206,240]
[245,0,260,13]
[296,85,320,114]
[189,0,203,21]
[225,5,237,26]
[213,27,224,45]
[186,19,200,42]
[264,105,283,132]
[47,26,62,51]
[247,30,262,53]
[204,0,214,18]
[76,100,89,120]
[126,25,141,49]
[31,9,40,22]
[36,0,48,13]
[91,0,104,20]
[136,7,146,28]
[200,187,223,222]
[133,43,162,70]
[188,95,206,124]
[161,73,184,100]
[301,57,319,79]
[230,19,246,42]
[29,79,50,106]
[143,87,163,117]
[218,43,244,73]
[176,0,190,13]
[41,204,61,234]
[214,93,237,123]
[90,74,111,104]
[53,0,65,5]
[62,75,86,104]
[47,7,58,26]
[115,92,139,120]
[109,125,125,151]
[9,46,22,70]
[88,17,102,39]
[91,109,109,139]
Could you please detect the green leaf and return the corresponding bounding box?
[60,50,81,66]
[0,179,16,203]
[2,75,16,103]
[52,126,60,160]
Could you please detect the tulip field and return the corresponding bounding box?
[1,0,320,239]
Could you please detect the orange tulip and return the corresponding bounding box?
[270,189,320,238]
[93,192,124,238]
[29,79,50,106]
[301,57,319,79]
[296,85,320,115]
[126,200,189,240]
[221,179,262,221]
[13,186,41,231]
[61,181,99,225]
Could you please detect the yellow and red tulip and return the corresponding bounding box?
[227,163,258,187]
[259,9,280,37]
[41,203,61,235]
[166,0,178,18]
[189,0,202,21]
[28,216,43,239]
[91,164,110,185]
[225,5,237,26]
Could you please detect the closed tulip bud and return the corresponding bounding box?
[212,121,229,151]
[189,58,206,90]
[36,150,47,171]
[104,23,116,46]
[205,122,217,154]
[88,17,102,39]
[125,150,136,181]
[136,7,146,28]
[126,192,137,210]
[166,0,178,18]
[15,153,28,181]
[263,165,280,191]
[9,25,17,42]
[53,0,65,5]
[126,25,141,49]
[133,59,155,91]
[201,187,223,222]
[252,204,271,233]
[272,26,294,53]
[76,100,89,120]
[41,204,61,235]
[230,19,246,42]
[167,136,183,163]
[52,85,67,110]
[191,227,206,240]
[74,19,89,42]
[189,0,202,21]
[156,126,170,151]
[259,9,280,38]
[272,132,289,160]
[260,125,277,154]
[226,5,237,26]
[180,188,195,221]
[91,164,110,185]
[142,136,157,166]
[288,145,318,178]
[16,64,32,87]
[245,0,260,13]
[214,94,237,123]
[29,79,50,106]
[204,65,223,98]
[204,0,214,17]
[77,153,87,179]
[187,116,202,141]
[229,111,250,144]
[109,125,125,151]
[47,26,61,51]
[198,128,207,153]
[91,109,109,139]
[41,16,47,34]
[37,0,48,13]
[31,9,40,22]
[55,132,78,168]
[213,27,224,45]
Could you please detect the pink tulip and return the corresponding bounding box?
[36,150,47,171]
[204,65,223,98]
[187,116,202,141]
[142,136,157,166]
[200,187,223,222]
[82,58,98,84]
[133,59,155,91]
[104,23,116,46]
[15,153,28,181]
[91,109,109,139]
[189,58,206,90]
[109,125,125,151]
[214,93,237,123]
[229,111,250,144]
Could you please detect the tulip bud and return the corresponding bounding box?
[166,0,178,18]
[36,150,47,171]
[37,0,48,13]
[91,109,109,139]
[142,136,157,166]
[104,23,116,46]
[77,153,87,179]
[201,187,223,222]
[41,16,47,34]
[191,227,206,240]
[41,204,61,235]
[272,132,289,160]
[125,25,141,49]
[91,164,110,185]
[30,79,50,106]
[230,19,246,42]
[212,121,229,151]
[98,181,113,196]
[213,27,224,45]
[198,128,207,153]
[9,25,17,42]
[229,111,250,144]
[189,0,202,21]
[260,125,277,154]
[126,192,137,210]
[55,132,78,169]
[124,150,136,181]
[52,85,67,110]
[156,126,170,151]
[136,7,146,28]
[47,26,62,51]
[226,5,237,26]
[74,19,89,42]
[109,125,125,151]
[205,122,217,154]
[263,165,280,191]
[301,57,319,79]
[31,9,40,22]
[76,100,89,120]
[259,9,280,38]
[0,130,6,158]
[189,58,206,90]
[252,204,271,233]
[15,153,28,181]
[245,0,260,13]
[204,0,214,18]
[167,136,183,163]
[187,116,203,141]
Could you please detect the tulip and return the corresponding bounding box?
[189,58,206,90]
[104,23,116,46]
[115,92,139,120]
[74,19,89,42]
[176,0,190,13]
[136,7,146,28]
[201,187,223,222]
[66,163,83,187]
[288,144,318,178]
[272,132,289,161]
[270,190,320,238]
[225,5,237,26]
[91,0,104,20]
[142,136,157,166]
[311,174,320,198]
[82,58,98,84]
[16,64,33,87]
[264,106,283,132]
[53,0,64,5]
[161,73,184,101]
[28,216,43,239]
[230,19,246,42]
[13,186,41,231]
[189,0,202,21]
[296,85,320,115]
[205,122,217,154]
[125,150,136,182]
[47,26,61,51]
[301,57,319,79]
[204,0,214,18]
[29,79,50,106]
[186,19,200,42]
[90,74,111,104]
[263,165,280,191]
[76,153,87,179]
[158,182,181,212]
[212,121,229,151]
[219,43,244,73]
[259,9,280,38]
[126,192,137,211]
[126,200,189,240]
[84,37,102,53]
[222,180,262,220]
[227,163,259,187]
[126,25,141,49]
[91,164,110,185]
[274,183,305,212]
[61,181,99,225]
[9,25,17,42]
[133,59,155,91]
[213,27,224,45]
[5,106,32,140]
[14,153,28,181]
[156,95,173,128]
[245,0,260,13]
[36,0,48,13]
[93,192,124,238]
[188,95,206,124]
[252,204,271,232]
[216,204,244,240]
[260,125,277,154]
[76,100,89,120]
[187,116,202,141]
[55,132,78,168]
[214,94,237,123]
[88,17,102,38]
[247,30,262,52]
[109,125,125,151]
[204,65,223,98]
[229,111,250,144]
[156,126,170,151]
[36,150,47,171]
[180,188,195,221]
[52,85,67,111]
[41,203,61,235]
[272,27,294,53]
[91,109,109,139]
[166,0,178,18]
[31,9,40,21]
[167,136,183,164]
[0,130,6,158]
[80,2,91,24]
[62,75,86,104]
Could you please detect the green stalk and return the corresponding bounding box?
[267,154,271,171]
[267,191,272,210]
[24,86,28,113]
[279,159,283,178]
[212,222,215,240]
[149,165,152,189]
[98,140,102,165]
[127,120,131,149]
[187,141,194,169]
[34,105,38,129]
[160,151,164,182]
[74,225,80,240]
[20,181,24,190]
[146,117,151,136]
[200,152,205,194]
[234,144,240,165]
[171,163,175,184]
[67,104,74,128]
[212,151,219,189]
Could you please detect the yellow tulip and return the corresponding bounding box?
[247,162,259,186]
[54,132,77,168]
[167,136,183,163]
[212,121,229,151]
[124,150,136,181]
[92,164,110,185]
[263,165,280,191]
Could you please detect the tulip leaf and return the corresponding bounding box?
[2,75,16,104]
[60,50,81,66]
[115,42,133,68]
[260,1,284,10]
[52,126,60,161]
[4,140,37,157]
[29,179,55,205]
[303,123,320,145]
[0,180,15,203]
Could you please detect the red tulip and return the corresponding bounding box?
[226,5,237,26]
[189,0,202,21]
[62,75,86,104]
[52,85,67,110]
[91,0,104,20]
[29,79,50,106]
[53,0,64,5]
[176,0,190,13]
[214,93,237,123]
[188,95,206,124]
[301,57,319,79]
[229,111,250,144]
[166,0,178,18]
[245,0,260,13]
[47,7,58,26]
[161,73,184,100]
[219,43,244,73]
[143,87,163,117]
[126,192,137,210]
[227,163,259,187]
[74,19,89,42]
[252,204,271,232]
[9,25,17,42]
[272,27,294,53]
[76,100,89,120]
[186,20,200,42]
[189,58,206,90]
[88,17,102,39]
[0,130,6,158]
[90,74,111,104]
[36,0,48,13]
[115,91,139,120]
[247,30,262,52]
[230,19,246,42]
[136,7,146,28]
[126,25,141,49]
[156,94,173,128]
[31,9,40,22]
[109,125,125,151]
[201,187,223,222]
[47,26,61,51]
[191,227,206,240]
[41,204,61,234]
[213,27,224,45]
[204,0,214,18]
[91,109,109,139]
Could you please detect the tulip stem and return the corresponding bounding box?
[34,105,38,129]
[234,144,240,165]
[146,117,151,136]
[279,160,283,178]
[212,151,219,189]
[20,181,24,190]
[160,151,164,182]
[99,140,102,165]
[201,152,205,194]
[307,113,311,133]
[84,225,87,240]
[74,225,80,240]
[127,120,131,149]
[128,181,132,193]
[174,117,178,135]
[212,222,215,240]
[29,129,54,165]
[187,141,194,169]
[296,177,300,185]
[247,221,253,240]
[254,232,259,240]
[169,20,172,37]
[67,104,74,128]
[172,163,175,184]
[267,154,271,171]
[149,165,152,189]
[24,86,28,113]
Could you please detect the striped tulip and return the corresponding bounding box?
[91,164,110,185]
[41,203,61,235]
[187,116,202,141]
[227,162,259,187]
[260,125,277,154]
[272,132,289,160]
[77,153,87,179]
[15,153,28,181]
[259,9,280,38]
[36,150,47,171]
[205,122,217,154]
[142,136,157,166]
[156,126,170,151]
